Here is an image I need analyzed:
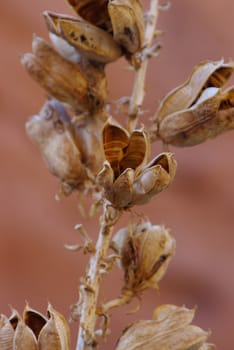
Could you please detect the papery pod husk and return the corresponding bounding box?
[158,86,234,146]
[103,120,130,178]
[131,153,177,206]
[96,161,114,188]
[66,0,111,31]
[105,168,135,208]
[121,223,175,292]
[13,319,38,350]
[108,0,144,53]
[23,304,47,339]
[72,114,106,175]
[0,314,14,350]
[155,59,234,124]
[44,11,122,64]
[21,36,107,113]
[116,305,210,350]
[26,100,88,191]
[38,304,71,350]
[120,129,150,175]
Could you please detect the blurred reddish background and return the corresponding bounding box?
[0,0,233,349]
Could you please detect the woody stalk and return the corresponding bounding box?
[2,0,231,349]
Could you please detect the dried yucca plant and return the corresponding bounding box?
[1,0,233,349]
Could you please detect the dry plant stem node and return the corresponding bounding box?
[76,204,120,350]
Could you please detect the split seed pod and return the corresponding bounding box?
[98,120,176,208]
[108,0,144,54]
[44,11,122,64]
[0,304,71,350]
[153,59,234,146]
[115,304,213,350]
[112,221,176,294]
[26,99,88,193]
[21,36,107,113]
[66,0,144,54]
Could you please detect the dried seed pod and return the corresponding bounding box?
[73,114,106,176]
[116,304,211,350]
[66,0,111,31]
[26,99,88,192]
[38,304,71,350]
[21,36,107,113]
[96,161,114,188]
[131,153,177,206]
[155,59,234,124]
[13,319,38,350]
[103,120,130,178]
[23,304,47,339]
[113,221,175,293]
[108,0,144,53]
[44,11,122,64]
[0,314,14,350]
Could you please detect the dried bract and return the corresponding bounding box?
[112,221,175,294]
[26,100,88,193]
[21,36,107,113]
[0,305,71,350]
[152,59,234,146]
[116,304,212,350]
[98,120,176,208]
[44,11,122,64]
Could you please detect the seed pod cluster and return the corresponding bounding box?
[97,120,176,209]
[152,59,234,146]
[0,304,71,350]
[115,304,213,350]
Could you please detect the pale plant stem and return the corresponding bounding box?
[76,204,120,350]
[128,0,159,132]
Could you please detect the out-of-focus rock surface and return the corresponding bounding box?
[0,0,233,349]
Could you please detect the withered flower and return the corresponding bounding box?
[21,35,107,113]
[97,120,177,209]
[152,59,234,146]
[26,99,105,194]
[0,304,71,350]
[65,0,144,55]
[115,304,213,350]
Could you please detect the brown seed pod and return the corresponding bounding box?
[44,11,122,64]
[66,0,111,31]
[108,0,144,53]
[21,36,107,113]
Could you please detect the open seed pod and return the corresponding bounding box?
[152,59,234,146]
[21,36,107,113]
[66,0,144,54]
[26,99,88,193]
[115,304,213,350]
[44,11,122,64]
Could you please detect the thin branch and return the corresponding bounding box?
[127,0,160,132]
[76,204,120,350]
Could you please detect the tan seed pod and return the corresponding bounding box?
[21,36,107,113]
[44,11,122,64]
[131,153,177,206]
[23,304,47,339]
[96,161,114,188]
[38,304,71,350]
[155,59,234,124]
[66,0,111,31]
[13,319,38,350]
[108,0,144,53]
[0,314,14,350]
[116,304,210,350]
[26,100,88,192]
